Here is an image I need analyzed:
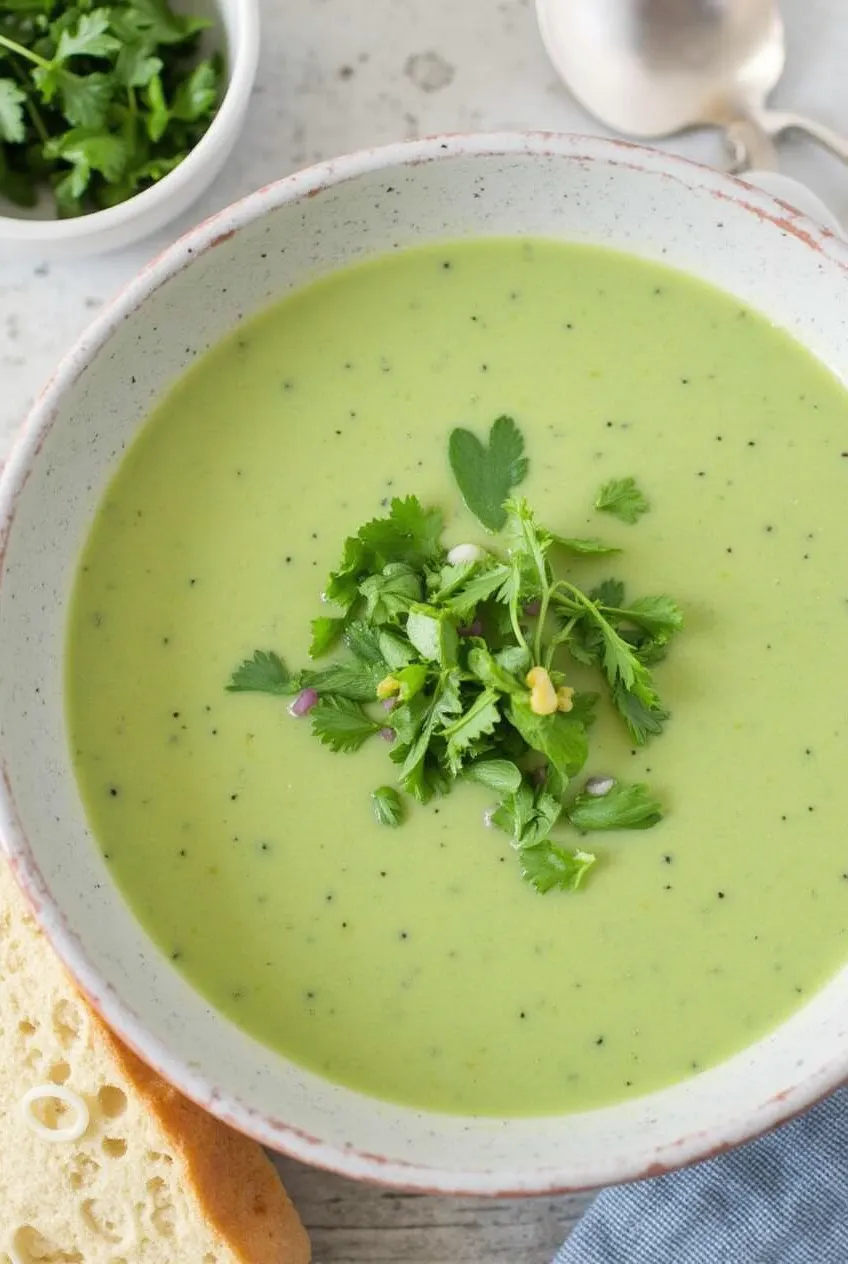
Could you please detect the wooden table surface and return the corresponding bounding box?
[275,1157,590,1263]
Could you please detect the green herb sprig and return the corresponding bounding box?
[0,0,222,216]
[228,418,683,895]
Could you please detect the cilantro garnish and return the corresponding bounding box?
[228,420,684,896]
[0,1,221,216]
[449,416,528,531]
[594,476,650,524]
[372,786,403,827]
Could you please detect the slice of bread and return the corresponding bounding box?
[0,860,311,1264]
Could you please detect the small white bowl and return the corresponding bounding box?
[0,0,259,260]
[2,134,848,1196]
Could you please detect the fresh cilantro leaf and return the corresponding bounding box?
[44,127,126,197]
[495,645,532,676]
[114,42,162,89]
[310,616,345,658]
[143,71,170,141]
[302,660,384,702]
[372,785,403,827]
[519,842,595,894]
[568,782,663,831]
[171,59,217,121]
[394,663,429,701]
[492,781,563,849]
[553,536,621,556]
[568,691,600,729]
[377,627,417,669]
[604,594,684,641]
[611,681,669,744]
[227,650,293,695]
[595,476,650,525]
[449,415,528,531]
[326,497,443,613]
[467,644,524,694]
[35,66,115,129]
[406,605,459,667]
[441,563,512,619]
[344,621,385,663]
[464,758,522,795]
[359,562,421,624]
[0,79,26,143]
[439,689,501,775]
[396,672,462,796]
[126,0,210,45]
[54,9,119,61]
[590,578,626,608]
[507,695,588,780]
[357,496,444,570]
[311,697,381,752]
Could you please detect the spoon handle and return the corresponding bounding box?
[756,109,848,166]
[723,116,780,173]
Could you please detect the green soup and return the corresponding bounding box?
[66,239,848,1116]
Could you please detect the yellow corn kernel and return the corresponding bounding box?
[556,685,575,713]
[525,666,558,716]
[376,675,400,700]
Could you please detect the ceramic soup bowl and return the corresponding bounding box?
[1,133,847,1195]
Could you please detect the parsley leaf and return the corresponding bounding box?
[464,759,523,795]
[492,781,563,848]
[440,689,501,775]
[227,650,293,696]
[311,697,381,752]
[507,695,588,780]
[568,782,663,831]
[0,78,26,142]
[326,496,444,612]
[441,563,511,619]
[309,616,345,658]
[519,843,595,894]
[595,476,650,524]
[302,660,385,702]
[406,604,459,667]
[449,415,528,531]
[359,562,422,624]
[553,535,622,556]
[372,786,403,827]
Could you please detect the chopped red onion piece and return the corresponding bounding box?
[458,619,483,638]
[288,688,319,717]
[379,727,396,742]
[382,696,398,712]
[524,598,542,617]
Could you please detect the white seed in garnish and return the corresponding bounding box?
[585,775,615,798]
[20,1083,90,1142]
[447,543,488,566]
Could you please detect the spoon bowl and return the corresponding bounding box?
[537,0,848,171]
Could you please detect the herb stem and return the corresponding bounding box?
[508,581,530,657]
[0,32,48,67]
[545,615,577,671]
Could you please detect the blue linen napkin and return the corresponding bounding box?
[554,1087,848,1264]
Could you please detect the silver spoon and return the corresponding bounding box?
[536,0,848,173]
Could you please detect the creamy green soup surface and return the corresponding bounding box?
[66,239,848,1116]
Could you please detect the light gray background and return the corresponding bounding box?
[1,1,845,1259]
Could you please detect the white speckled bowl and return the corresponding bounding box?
[1,133,847,1194]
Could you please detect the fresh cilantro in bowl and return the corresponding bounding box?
[0,0,223,217]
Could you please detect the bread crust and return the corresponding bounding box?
[99,1022,312,1264]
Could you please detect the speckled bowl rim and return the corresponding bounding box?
[1,132,847,1196]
